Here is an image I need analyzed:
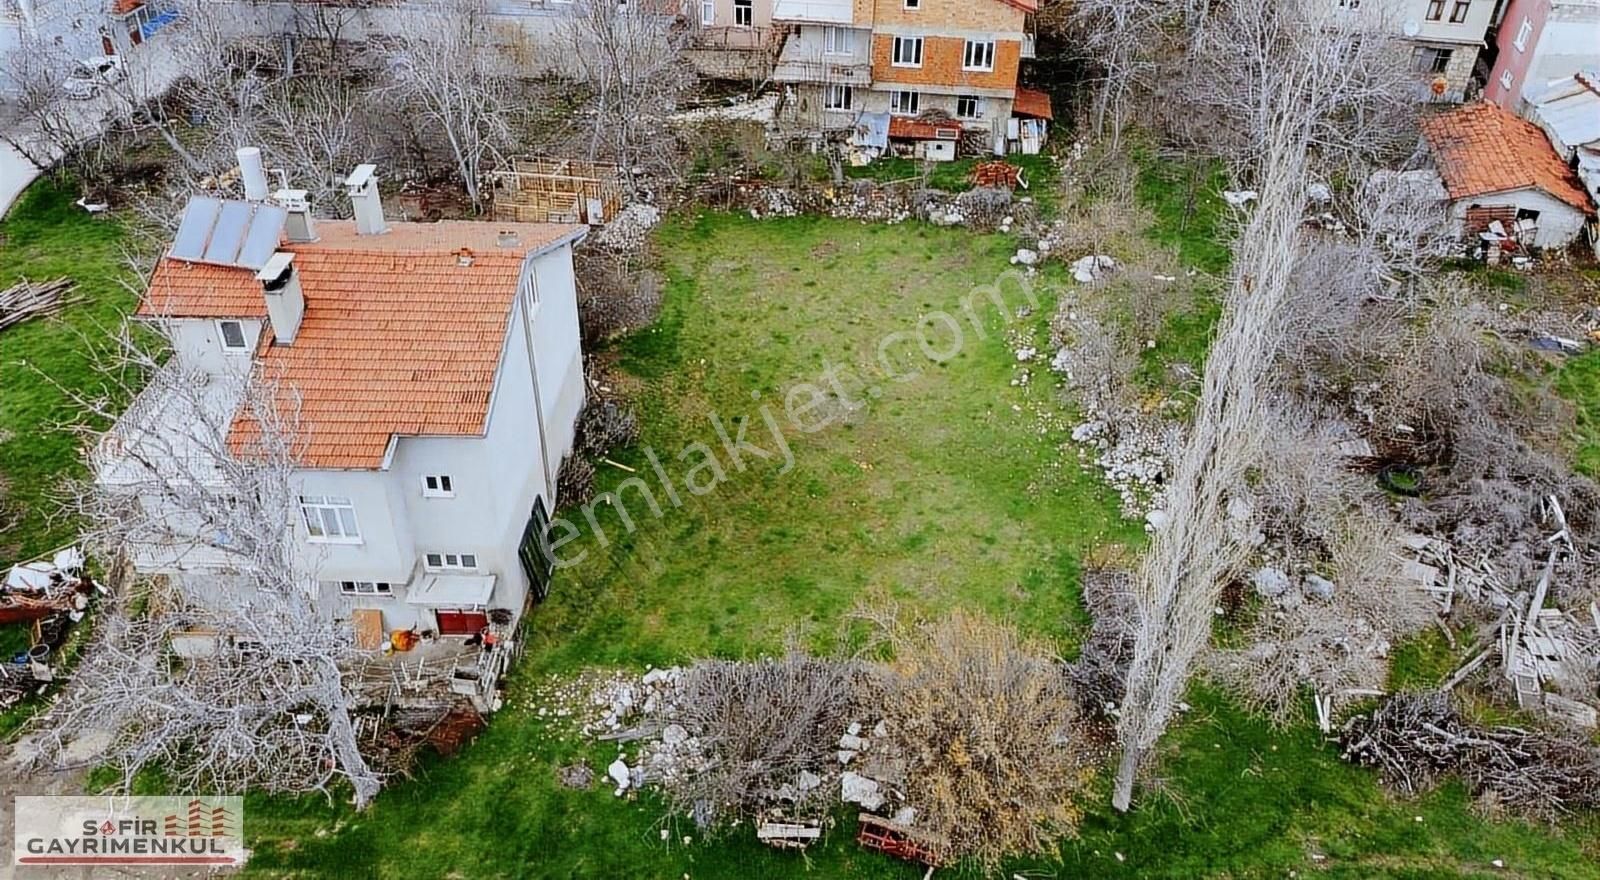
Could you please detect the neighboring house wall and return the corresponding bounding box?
[868,32,1021,96]
[1485,0,1600,109]
[698,0,774,30]
[1450,186,1588,246]
[1364,0,1497,100]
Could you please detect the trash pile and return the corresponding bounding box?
[1,547,98,711]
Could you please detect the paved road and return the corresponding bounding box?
[0,138,43,219]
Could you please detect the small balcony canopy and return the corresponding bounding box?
[405,573,496,607]
[773,0,852,23]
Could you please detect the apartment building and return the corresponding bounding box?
[101,154,588,642]
[1347,0,1497,101]
[766,0,1047,154]
[1483,0,1600,110]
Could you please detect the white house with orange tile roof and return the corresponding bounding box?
[102,155,588,639]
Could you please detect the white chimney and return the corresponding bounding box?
[344,163,386,236]
[274,188,316,243]
[237,147,269,202]
[257,252,304,344]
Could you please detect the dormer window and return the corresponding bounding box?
[217,320,247,350]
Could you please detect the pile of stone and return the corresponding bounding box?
[1069,419,1180,521]
[835,720,917,826]
[593,203,662,252]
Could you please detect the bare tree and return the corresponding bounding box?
[380,0,513,211]
[26,323,383,807]
[1111,0,1418,811]
[557,0,693,183]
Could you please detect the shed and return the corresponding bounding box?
[1420,101,1594,250]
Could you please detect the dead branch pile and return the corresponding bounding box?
[573,242,665,344]
[557,389,641,509]
[1068,568,1138,714]
[656,655,869,825]
[1340,691,1600,819]
[0,278,80,332]
[873,611,1085,870]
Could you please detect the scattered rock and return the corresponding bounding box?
[558,763,594,789]
[608,758,631,795]
[840,771,884,810]
[1252,568,1291,599]
[1302,574,1335,601]
[1011,248,1039,266]
[662,724,689,745]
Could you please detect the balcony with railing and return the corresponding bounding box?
[772,0,854,24]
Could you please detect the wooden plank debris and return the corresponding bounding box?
[0,278,81,332]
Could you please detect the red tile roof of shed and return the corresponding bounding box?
[1012,87,1053,120]
[142,219,584,469]
[888,117,962,141]
[1420,101,1592,212]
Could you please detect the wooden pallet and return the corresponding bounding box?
[855,813,947,868]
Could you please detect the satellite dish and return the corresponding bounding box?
[1402,19,1421,36]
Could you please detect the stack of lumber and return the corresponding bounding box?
[970,161,1027,190]
[0,277,80,332]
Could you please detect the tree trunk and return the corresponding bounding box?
[1112,743,1141,811]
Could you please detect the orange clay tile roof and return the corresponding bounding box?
[888,116,962,141]
[112,0,145,15]
[1012,86,1054,120]
[1420,101,1593,213]
[142,219,584,470]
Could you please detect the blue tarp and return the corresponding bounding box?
[139,9,179,40]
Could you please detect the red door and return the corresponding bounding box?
[435,609,488,636]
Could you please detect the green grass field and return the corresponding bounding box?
[241,213,1598,878]
[0,180,138,568]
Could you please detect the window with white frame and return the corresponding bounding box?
[824,84,853,110]
[1336,0,1360,7]
[824,25,854,55]
[422,474,454,497]
[424,552,479,571]
[1513,17,1532,50]
[891,36,923,67]
[1448,0,1470,22]
[1412,45,1452,73]
[1425,0,1444,19]
[338,580,392,596]
[700,0,714,25]
[890,90,919,115]
[300,495,360,541]
[1499,69,1514,89]
[962,40,995,71]
[956,95,984,119]
[904,0,919,7]
[217,319,247,350]
[734,0,751,27]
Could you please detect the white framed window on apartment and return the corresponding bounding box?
[338,580,393,597]
[1449,0,1470,22]
[422,474,454,498]
[889,89,920,115]
[700,0,714,25]
[824,84,854,110]
[1513,17,1532,50]
[424,552,479,571]
[1425,0,1444,19]
[963,40,995,71]
[824,25,854,55]
[956,95,984,119]
[1499,69,1514,89]
[904,0,920,8]
[217,319,248,351]
[300,495,360,542]
[734,0,752,27]
[891,36,923,67]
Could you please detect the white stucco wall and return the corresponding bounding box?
[165,317,263,374]
[1450,186,1589,247]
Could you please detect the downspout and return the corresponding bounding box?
[518,258,555,506]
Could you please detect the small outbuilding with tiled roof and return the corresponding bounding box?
[1420,101,1596,250]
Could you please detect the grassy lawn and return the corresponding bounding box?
[0,180,137,568]
[241,213,1598,878]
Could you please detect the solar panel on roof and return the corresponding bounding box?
[236,204,287,269]
[203,200,254,265]
[169,196,221,261]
